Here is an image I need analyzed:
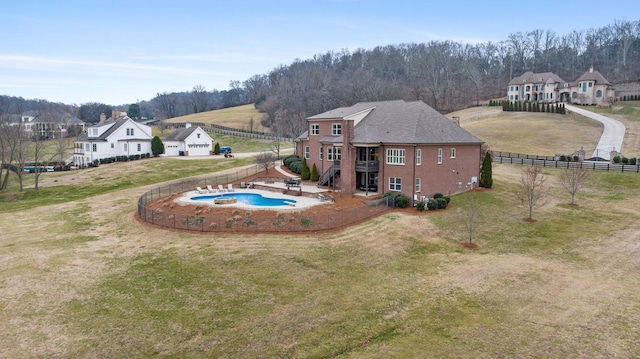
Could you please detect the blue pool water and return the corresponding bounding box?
[191,193,297,207]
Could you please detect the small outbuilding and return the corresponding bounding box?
[163,123,214,156]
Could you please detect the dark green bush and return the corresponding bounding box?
[395,194,410,208]
[283,154,300,167]
[622,157,629,164]
[436,198,448,209]
[288,160,302,174]
[630,158,637,165]
[433,193,444,199]
[416,201,426,211]
[426,199,438,210]
[613,155,621,163]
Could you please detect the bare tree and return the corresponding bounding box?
[190,85,209,113]
[516,166,549,221]
[270,138,284,160]
[255,152,275,174]
[154,92,179,120]
[559,164,589,205]
[459,189,481,244]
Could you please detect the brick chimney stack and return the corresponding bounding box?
[99,113,106,124]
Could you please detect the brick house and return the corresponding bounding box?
[295,100,483,204]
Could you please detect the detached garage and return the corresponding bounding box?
[163,123,214,157]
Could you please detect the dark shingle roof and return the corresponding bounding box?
[165,127,198,141]
[94,118,129,140]
[307,100,483,145]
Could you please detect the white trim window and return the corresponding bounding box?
[137,143,141,152]
[327,147,342,161]
[450,148,456,159]
[416,149,422,165]
[386,149,405,165]
[415,178,421,192]
[332,123,342,135]
[92,144,97,152]
[389,177,401,191]
[126,128,134,136]
[304,146,310,159]
[319,147,323,160]
[437,148,443,164]
[310,124,319,135]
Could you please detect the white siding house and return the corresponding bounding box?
[163,123,214,156]
[73,112,153,167]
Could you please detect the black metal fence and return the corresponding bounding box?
[491,151,640,173]
[137,167,394,233]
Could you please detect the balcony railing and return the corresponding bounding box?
[355,160,379,172]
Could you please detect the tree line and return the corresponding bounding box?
[1,19,639,135]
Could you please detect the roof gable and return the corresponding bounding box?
[165,127,213,142]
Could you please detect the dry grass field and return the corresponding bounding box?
[447,107,604,156]
[2,106,640,357]
[163,104,266,132]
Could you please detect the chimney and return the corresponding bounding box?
[589,66,594,73]
[99,113,106,124]
[185,122,192,128]
[452,116,460,126]
[112,110,119,119]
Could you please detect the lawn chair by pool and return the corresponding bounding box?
[218,184,226,192]
[227,183,235,192]
[206,185,216,193]
[196,186,207,194]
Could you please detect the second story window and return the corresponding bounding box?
[332,123,342,135]
[126,128,134,136]
[386,149,405,165]
[416,149,422,165]
[304,146,310,159]
[311,124,319,135]
[450,148,456,159]
[437,148,443,164]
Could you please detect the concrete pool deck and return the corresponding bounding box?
[176,188,329,211]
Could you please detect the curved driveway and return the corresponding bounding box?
[565,105,625,161]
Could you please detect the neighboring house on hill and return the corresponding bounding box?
[163,123,214,156]
[507,67,615,105]
[73,111,152,167]
[295,100,483,204]
[6,110,85,139]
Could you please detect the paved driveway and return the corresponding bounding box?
[565,105,625,161]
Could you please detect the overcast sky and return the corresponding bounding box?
[1,0,638,105]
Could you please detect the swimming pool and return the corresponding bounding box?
[191,193,297,207]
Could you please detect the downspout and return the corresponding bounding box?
[413,144,417,207]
